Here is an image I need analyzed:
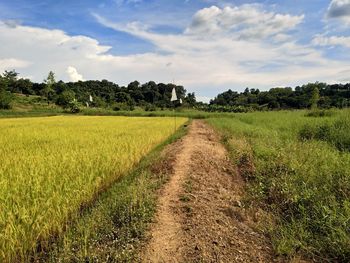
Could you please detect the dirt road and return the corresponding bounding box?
[141,120,276,262]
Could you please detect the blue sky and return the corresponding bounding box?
[0,0,350,101]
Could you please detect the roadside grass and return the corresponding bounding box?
[207,109,350,261]
[299,115,350,152]
[37,120,189,262]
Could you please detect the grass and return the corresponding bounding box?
[0,105,237,119]
[80,107,238,119]
[207,109,350,261]
[0,94,64,118]
[299,115,350,151]
[0,116,187,262]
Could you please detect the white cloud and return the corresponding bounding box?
[0,21,111,81]
[0,58,31,72]
[66,66,84,82]
[184,5,304,40]
[1,3,350,100]
[94,6,350,88]
[312,35,350,48]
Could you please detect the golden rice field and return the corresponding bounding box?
[0,116,187,262]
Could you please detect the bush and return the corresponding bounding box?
[56,90,75,108]
[68,101,80,113]
[145,104,157,111]
[298,124,318,140]
[299,117,350,151]
[0,89,13,109]
[305,109,335,117]
[112,103,134,111]
[91,96,107,108]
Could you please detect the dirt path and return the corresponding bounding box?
[141,120,277,263]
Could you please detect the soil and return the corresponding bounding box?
[140,120,280,263]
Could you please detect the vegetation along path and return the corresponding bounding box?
[141,120,276,262]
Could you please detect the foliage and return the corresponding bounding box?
[145,103,157,111]
[208,110,350,261]
[41,71,56,102]
[55,90,75,108]
[305,109,335,117]
[112,102,134,111]
[0,89,13,109]
[299,116,350,151]
[3,70,350,113]
[210,82,350,111]
[68,100,80,113]
[0,116,188,262]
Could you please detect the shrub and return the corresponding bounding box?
[0,89,13,109]
[112,102,134,111]
[56,90,75,108]
[68,101,80,113]
[299,117,350,151]
[298,124,318,140]
[305,109,335,118]
[145,104,157,112]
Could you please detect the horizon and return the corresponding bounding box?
[1,0,350,102]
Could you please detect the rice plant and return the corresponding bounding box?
[0,116,187,262]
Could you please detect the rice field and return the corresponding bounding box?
[0,116,187,262]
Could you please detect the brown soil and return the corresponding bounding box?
[141,120,280,263]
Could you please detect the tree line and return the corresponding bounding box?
[207,82,350,112]
[0,70,197,111]
[1,69,350,112]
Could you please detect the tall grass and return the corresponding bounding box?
[207,109,350,261]
[0,116,187,262]
[299,115,350,151]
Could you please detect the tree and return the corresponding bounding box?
[56,90,75,108]
[42,71,56,103]
[185,92,196,107]
[15,78,33,94]
[0,88,13,109]
[3,70,18,92]
[310,87,320,109]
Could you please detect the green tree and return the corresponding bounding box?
[310,87,320,109]
[0,88,13,109]
[185,92,196,107]
[56,90,75,108]
[42,71,56,104]
[3,70,18,92]
[15,78,33,94]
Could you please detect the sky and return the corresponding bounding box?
[0,0,350,102]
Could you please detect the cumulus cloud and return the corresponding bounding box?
[94,6,350,89]
[0,21,111,81]
[327,0,350,22]
[66,66,84,82]
[1,3,350,100]
[0,58,31,72]
[184,5,304,40]
[312,35,350,49]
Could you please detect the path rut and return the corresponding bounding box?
[141,120,277,263]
